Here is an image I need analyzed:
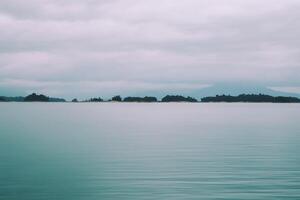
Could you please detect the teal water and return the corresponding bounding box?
[0,103,300,200]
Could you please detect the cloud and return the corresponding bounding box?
[0,0,299,97]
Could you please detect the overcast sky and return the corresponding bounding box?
[0,0,300,99]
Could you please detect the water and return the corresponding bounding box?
[0,103,300,199]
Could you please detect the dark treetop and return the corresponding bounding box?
[111,95,122,102]
[86,97,103,102]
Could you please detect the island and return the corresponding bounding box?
[161,95,198,102]
[24,93,50,102]
[201,94,300,103]
[0,93,66,102]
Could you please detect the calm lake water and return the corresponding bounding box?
[0,103,300,200]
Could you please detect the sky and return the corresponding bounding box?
[0,0,300,99]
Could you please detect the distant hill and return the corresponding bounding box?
[201,94,300,103]
[24,93,50,102]
[125,83,300,99]
[193,83,300,99]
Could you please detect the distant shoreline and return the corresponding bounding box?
[1,93,300,103]
[1,102,300,104]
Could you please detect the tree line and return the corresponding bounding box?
[201,94,300,103]
[1,93,300,103]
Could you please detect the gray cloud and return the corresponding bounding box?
[0,0,300,98]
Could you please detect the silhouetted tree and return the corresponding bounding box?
[88,97,103,102]
[111,95,122,102]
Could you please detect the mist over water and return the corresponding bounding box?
[0,103,300,200]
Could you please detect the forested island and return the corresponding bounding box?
[1,93,300,103]
[201,94,300,103]
[0,93,66,102]
[162,95,197,102]
[24,93,50,102]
